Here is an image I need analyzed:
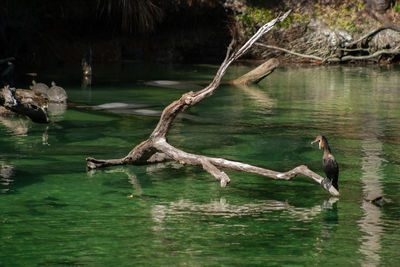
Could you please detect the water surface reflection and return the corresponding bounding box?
[1,64,400,266]
[358,116,385,267]
[0,162,14,194]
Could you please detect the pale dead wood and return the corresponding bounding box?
[86,11,340,196]
[256,42,400,63]
[332,47,400,62]
[341,48,370,52]
[255,43,324,61]
[345,25,400,48]
[230,58,280,85]
[153,138,339,195]
[201,158,231,187]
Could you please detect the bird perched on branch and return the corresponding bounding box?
[311,135,339,190]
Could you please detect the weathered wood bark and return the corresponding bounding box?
[255,43,323,62]
[0,86,49,123]
[86,11,340,197]
[345,25,400,48]
[230,58,279,85]
[257,40,400,63]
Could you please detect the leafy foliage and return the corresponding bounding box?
[313,0,366,33]
[237,7,310,35]
[236,0,373,35]
[394,1,400,13]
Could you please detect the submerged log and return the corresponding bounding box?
[86,11,340,197]
[230,58,279,85]
[0,86,49,123]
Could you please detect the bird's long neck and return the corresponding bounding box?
[322,138,331,154]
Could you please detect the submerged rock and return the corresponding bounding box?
[91,102,154,110]
[144,80,203,90]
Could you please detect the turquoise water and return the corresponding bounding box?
[1,63,400,266]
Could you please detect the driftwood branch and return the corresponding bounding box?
[332,47,400,62]
[256,42,400,63]
[155,138,339,195]
[345,25,400,48]
[86,10,340,197]
[201,158,231,187]
[255,43,323,61]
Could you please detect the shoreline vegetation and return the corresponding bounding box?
[1,0,400,71]
[230,0,400,64]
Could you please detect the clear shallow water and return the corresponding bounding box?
[1,63,400,266]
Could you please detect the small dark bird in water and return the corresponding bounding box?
[367,196,384,206]
[311,135,339,190]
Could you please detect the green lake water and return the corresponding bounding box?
[1,63,400,266]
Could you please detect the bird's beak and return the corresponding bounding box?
[311,139,322,149]
[311,139,318,145]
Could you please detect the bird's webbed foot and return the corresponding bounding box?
[321,177,332,190]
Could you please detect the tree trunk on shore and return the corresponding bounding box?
[86,10,340,197]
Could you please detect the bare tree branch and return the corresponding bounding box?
[334,48,400,62]
[153,138,339,196]
[345,25,400,48]
[86,10,341,196]
[255,43,324,61]
[201,159,231,187]
[256,42,400,63]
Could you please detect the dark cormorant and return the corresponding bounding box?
[1,58,15,86]
[311,135,339,190]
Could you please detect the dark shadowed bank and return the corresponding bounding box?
[0,1,231,70]
[1,0,400,74]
